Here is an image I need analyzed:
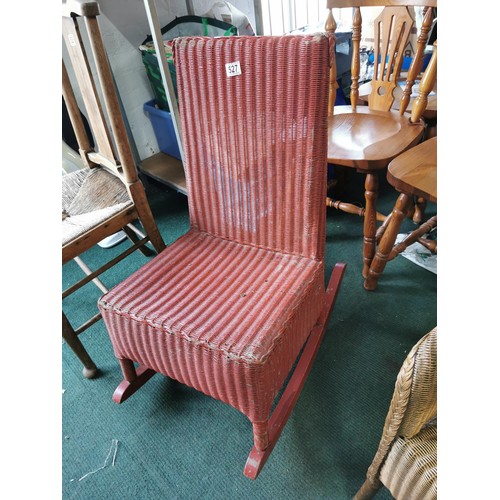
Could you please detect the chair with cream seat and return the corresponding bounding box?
[62,0,165,378]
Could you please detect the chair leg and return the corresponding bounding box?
[413,196,427,224]
[112,359,157,403]
[122,225,155,257]
[353,477,384,500]
[128,181,166,254]
[364,193,412,291]
[62,312,98,379]
[252,421,270,451]
[244,263,346,480]
[362,173,379,279]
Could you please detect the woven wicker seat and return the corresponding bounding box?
[100,229,325,421]
[98,33,346,479]
[62,167,132,246]
[354,327,437,499]
[62,0,165,379]
[379,424,437,498]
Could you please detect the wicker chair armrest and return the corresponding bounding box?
[363,328,437,486]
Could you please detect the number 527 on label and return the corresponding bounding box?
[225,61,242,77]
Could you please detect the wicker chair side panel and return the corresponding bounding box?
[380,424,437,500]
[361,328,437,488]
[399,327,437,437]
[173,35,330,260]
[99,261,324,423]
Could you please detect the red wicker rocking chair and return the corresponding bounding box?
[99,33,346,479]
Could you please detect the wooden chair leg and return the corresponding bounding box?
[413,196,427,224]
[362,173,379,279]
[122,225,155,257]
[128,181,166,254]
[62,312,98,379]
[364,193,412,291]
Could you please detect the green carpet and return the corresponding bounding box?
[62,172,436,499]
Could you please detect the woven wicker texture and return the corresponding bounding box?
[62,167,132,245]
[99,34,330,429]
[99,230,324,421]
[173,35,329,260]
[354,327,437,500]
[380,424,437,499]
[399,328,437,437]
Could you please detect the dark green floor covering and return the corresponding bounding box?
[62,172,437,499]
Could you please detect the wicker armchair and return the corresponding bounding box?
[354,327,437,499]
[98,33,346,479]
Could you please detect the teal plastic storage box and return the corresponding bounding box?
[143,99,181,160]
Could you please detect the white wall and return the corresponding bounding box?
[63,0,256,162]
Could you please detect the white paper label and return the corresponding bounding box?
[225,61,241,77]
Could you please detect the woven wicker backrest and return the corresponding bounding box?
[399,327,437,437]
[173,35,330,260]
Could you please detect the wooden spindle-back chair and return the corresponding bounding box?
[364,41,437,290]
[324,0,436,280]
